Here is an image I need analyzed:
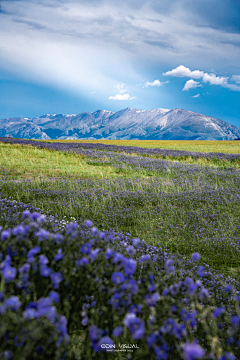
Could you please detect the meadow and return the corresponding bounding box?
[45,140,240,155]
[0,138,240,360]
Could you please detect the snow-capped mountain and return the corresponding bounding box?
[1,108,240,140]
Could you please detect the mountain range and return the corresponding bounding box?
[1,108,240,140]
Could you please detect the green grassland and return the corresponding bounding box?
[0,143,129,179]
[0,141,240,282]
[45,139,240,154]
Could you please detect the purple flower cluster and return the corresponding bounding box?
[0,209,239,359]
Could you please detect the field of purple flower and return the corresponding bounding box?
[0,138,240,360]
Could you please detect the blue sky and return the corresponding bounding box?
[0,0,240,127]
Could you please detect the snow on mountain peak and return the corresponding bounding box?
[1,108,239,140]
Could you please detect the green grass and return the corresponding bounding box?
[0,142,138,180]
[45,139,240,154]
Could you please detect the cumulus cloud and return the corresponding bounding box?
[182,79,202,91]
[144,79,163,87]
[109,94,136,100]
[163,65,204,79]
[202,73,228,85]
[232,75,240,84]
[163,65,228,85]
[192,94,200,98]
[163,65,235,91]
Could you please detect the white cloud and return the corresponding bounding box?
[163,65,204,79]
[163,65,228,85]
[223,83,240,92]
[109,94,136,100]
[182,79,202,91]
[192,94,200,98]
[164,65,232,90]
[114,83,128,93]
[232,75,240,84]
[145,79,163,87]
[202,73,228,85]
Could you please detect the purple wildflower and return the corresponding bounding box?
[147,333,156,348]
[22,210,31,218]
[18,263,30,274]
[191,253,200,261]
[162,288,169,296]
[49,291,60,304]
[89,325,103,343]
[198,266,205,277]
[2,266,16,282]
[126,245,136,256]
[36,229,50,241]
[85,220,93,227]
[27,246,41,258]
[139,254,151,262]
[113,326,123,337]
[54,249,64,261]
[81,317,89,326]
[37,215,46,224]
[40,265,53,277]
[39,254,49,265]
[31,212,41,221]
[80,257,89,266]
[145,292,160,306]
[212,307,225,318]
[132,238,140,247]
[105,248,114,260]
[1,230,11,241]
[23,308,37,320]
[165,259,175,273]
[183,342,205,360]
[13,225,26,236]
[111,272,125,285]
[90,248,100,262]
[3,351,12,360]
[148,283,156,292]
[112,252,125,264]
[123,313,145,340]
[199,288,209,300]
[5,296,21,311]
[50,272,63,289]
[124,258,137,276]
[218,352,236,360]
[80,243,91,255]
[154,345,169,360]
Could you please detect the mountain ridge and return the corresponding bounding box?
[1,107,240,140]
